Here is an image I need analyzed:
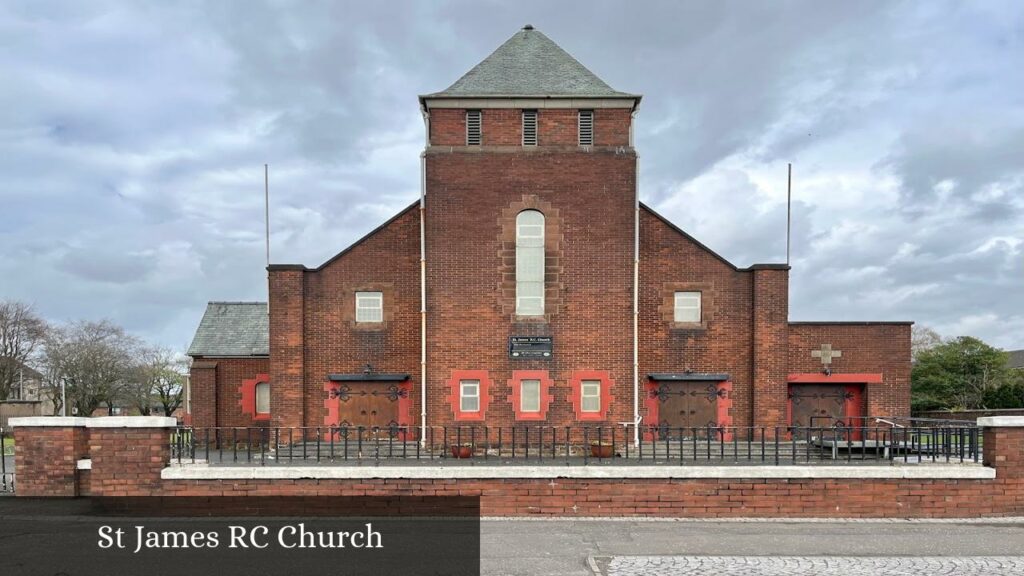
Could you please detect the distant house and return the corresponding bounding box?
[1009,350,1024,371]
[6,363,45,402]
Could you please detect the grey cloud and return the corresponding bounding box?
[1,0,1022,351]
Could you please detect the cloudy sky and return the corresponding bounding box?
[1,1,1022,351]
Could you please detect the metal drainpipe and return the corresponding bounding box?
[419,109,429,447]
[632,110,641,448]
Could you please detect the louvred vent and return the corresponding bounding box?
[578,110,593,146]
[522,110,537,146]
[466,110,482,145]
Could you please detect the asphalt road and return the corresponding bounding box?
[479,518,1024,576]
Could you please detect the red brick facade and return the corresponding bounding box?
[189,357,269,429]
[428,108,631,148]
[188,36,911,438]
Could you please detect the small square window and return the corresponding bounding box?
[520,379,541,412]
[460,380,480,412]
[674,291,701,323]
[355,291,383,323]
[255,382,270,414]
[581,380,601,413]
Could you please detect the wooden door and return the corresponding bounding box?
[654,381,719,439]
[788,384,849,429]
[336,382,400,437]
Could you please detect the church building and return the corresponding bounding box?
[187,26,912,441]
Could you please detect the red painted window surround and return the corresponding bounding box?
[445,369,493,421]
[238,373,270,421]
[506,370,555,421]
[788,373,883,384]
[568,370,615,421]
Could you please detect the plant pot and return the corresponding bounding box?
[451,445,473,459]
[590,443,614,459]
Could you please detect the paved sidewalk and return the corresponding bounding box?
[599,555,1024,575]
[479,518,1024,575]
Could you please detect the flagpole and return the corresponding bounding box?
[786,163,792,266]
[265,164,271,317]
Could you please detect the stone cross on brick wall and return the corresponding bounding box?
[811,344,842,365]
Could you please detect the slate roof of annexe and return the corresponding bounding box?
[420,25,640,101]
[187,302,269,357]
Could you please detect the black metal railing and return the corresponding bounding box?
[830,415,980,429]
[1,427,14,494]
[169,424,980,467]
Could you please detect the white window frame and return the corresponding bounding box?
[515,210,545,316]
[255,381,270,415]
[460,380,480,413]
[581,380,601,413]
[355,291,383,323]
[520,379,541,413]
[674,291,702,323]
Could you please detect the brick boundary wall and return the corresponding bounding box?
[151,477,1010,518]
[11,421,88,497]
[11,416,1024,518]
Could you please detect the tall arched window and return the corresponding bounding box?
[516,210,545,316]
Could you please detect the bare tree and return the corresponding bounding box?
[125,348,186,417]
[0,300,48,401]
[43,320,141,416]
[912,325,943,360]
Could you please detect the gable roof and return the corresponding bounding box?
[640,203,788,273]
[187,302,269,357]
[422,26,639,100]
[1009,349,1024,370]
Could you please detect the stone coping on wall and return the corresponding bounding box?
[162,464,994,481]
[9,416,178,428]
[977,417,1024,427]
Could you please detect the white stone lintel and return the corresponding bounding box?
[161,464,995,481]
[977,417,1024,428]
[7,416,178,429]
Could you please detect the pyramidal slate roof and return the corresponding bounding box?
[187,302,269,357]
[423,26,638,99]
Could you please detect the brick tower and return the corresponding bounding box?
[420,25,642,432]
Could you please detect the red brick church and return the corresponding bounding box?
[187,26,911,441]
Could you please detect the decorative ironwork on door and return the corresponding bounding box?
[788,384,852,428]
[329,382,405,439]
[650,381,724,440]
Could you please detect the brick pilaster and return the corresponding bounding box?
[269,266,306,430]
[189,360,218,428]
[980,417,1024,478]
[86,418,176,496]
[752,266,789,431]
[11,418,88,497]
